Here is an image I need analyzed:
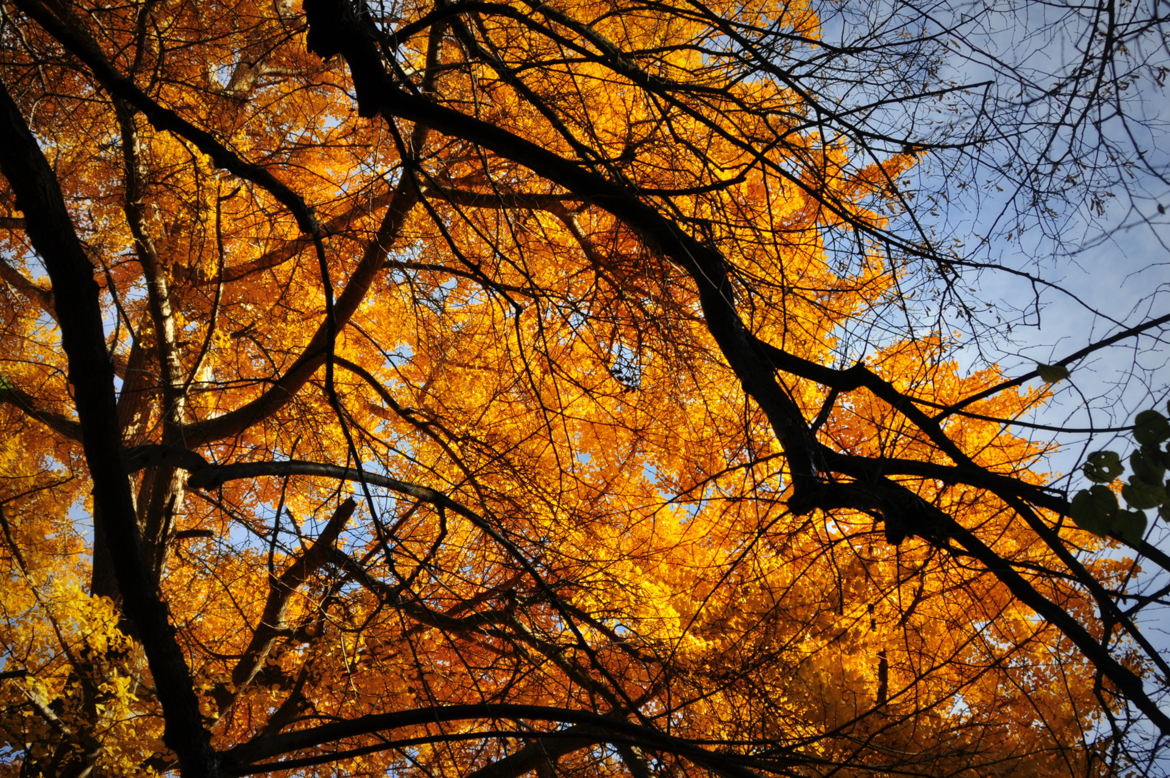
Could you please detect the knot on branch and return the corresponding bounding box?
[787,477,951,547]
[304,0,386,117]
[303,0,351,60]
[122,444,209,475]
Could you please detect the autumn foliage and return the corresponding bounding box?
[0,0,1163,775]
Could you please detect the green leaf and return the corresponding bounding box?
[1130,450,1166,486]
[1113,510,1148,543]
[1134,409,1170,446]
[1083,451,1124,483]
[1070,486,1118,536]
[1035,363,1069,383]
[1122,479,1167,510]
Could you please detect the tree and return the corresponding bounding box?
[0,0,1168,775]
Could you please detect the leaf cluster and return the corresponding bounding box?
[1072,407,1170,542]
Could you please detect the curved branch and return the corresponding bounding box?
[177,175,419,444]
[0,252,54,312]
[213,497,356,716]
[314,0,824,494]
[0,379,82,440]
[13,0,321,237]
[220,702,773,777]
[798,472,1170,735]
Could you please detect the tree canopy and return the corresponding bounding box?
[0,0,1168,775]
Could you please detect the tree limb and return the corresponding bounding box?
[0,77,220,777]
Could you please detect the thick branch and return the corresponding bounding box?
[14,0,319,237]
[178,176,419,444]
[214,498,356,714]
[464,725,602,778]
[800,474,1170,735]
[0,379,82,440]
[220,703,769,777]
[0,252,54,312]
[311,0,823,494]
[0,79,219,776]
